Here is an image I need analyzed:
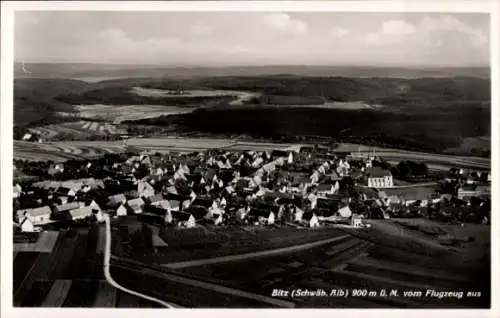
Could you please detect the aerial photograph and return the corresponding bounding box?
[10,9,491,309]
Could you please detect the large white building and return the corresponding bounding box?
[364,167,393,188]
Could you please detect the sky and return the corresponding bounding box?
[14,11,490,67]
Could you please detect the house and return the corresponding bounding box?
[107,194,127,208]
[301,212,320,228]
[171,211,196,228]
[249,209,275,225]
[211,213,224,225]
[69,206,93,220]
[116,204,128,217]
[19,217,35,232]
[54,187,76,197]
[53,202,83,214]
[364,167,393,188]
[16,206,52,226]
[138,181,155,198]
[291,206,304,222]
[382,187,437,207]
[13,184,22,198]
[316,183,339,196]
[351,214,363,228]
[127,198,145,214]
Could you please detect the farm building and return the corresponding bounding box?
[53,202,83,214]
[381,187,439,207]
[69,206,93,221]
[364,167,393,188]
[17,206,52,226]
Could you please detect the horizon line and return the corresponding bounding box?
[12,62,491,69]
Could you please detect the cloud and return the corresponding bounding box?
[330,27,349,37]
[419,15,488,48]
[263,13,308,36]
[190,24,212,37]
[365,15,487,49]
[364,20,415,45]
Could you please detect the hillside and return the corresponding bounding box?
[14,78,90,128]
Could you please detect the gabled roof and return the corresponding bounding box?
[69,206,92,219]
[55,187,74,195]
[192,197,214,208]
[19,206,52,217]
[147,194,164,204]
[108,193,127,206]
[186,206,210,220]
[316,183,333,192]
[365,167,392,178]
[128,198,145,207]
[54,202,81,213]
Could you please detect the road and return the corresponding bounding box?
[162,234,351,269]
[103,214,179,308]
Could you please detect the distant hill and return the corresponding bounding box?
[14,63,490,80]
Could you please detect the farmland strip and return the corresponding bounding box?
[163,234,351,269]
[93,281,117,307]
[41,280,72,307]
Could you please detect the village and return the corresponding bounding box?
[13,144,491,234]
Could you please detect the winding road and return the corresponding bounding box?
[102,214,179,308]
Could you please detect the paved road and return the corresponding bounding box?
[103,214,179,308]
[162,234,351,269]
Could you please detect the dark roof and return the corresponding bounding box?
[204,168,217,181]
[316,198,341,209]
[302,212,316,221]
[255,202,280,213]
[249,208,273,218]
[365,167,392,178]
[186,206,209,220]
[172,210,193,222]
[192,197,214,208]
[55,187,73,194]
[144,205,168,215]
[316,184,333,192]
[164,192,188,201]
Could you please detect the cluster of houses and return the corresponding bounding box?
[13,146,491,232]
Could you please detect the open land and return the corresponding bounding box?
[14,138,490,170]
[14,72,490,157]
[107,219,488,308]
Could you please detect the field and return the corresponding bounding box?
[14,231,60,253]
[67,105,192,124]
[27,120,127,140]
[13,137,491,171]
